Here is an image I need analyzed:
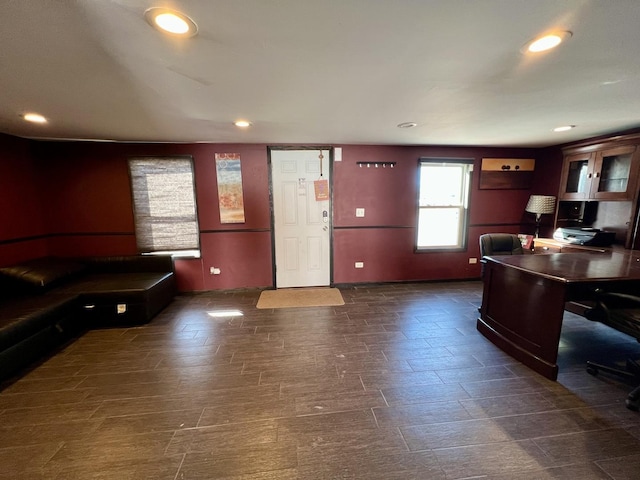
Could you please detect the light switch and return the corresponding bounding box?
[355,208,365,217]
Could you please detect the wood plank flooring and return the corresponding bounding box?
[2,281,640,479]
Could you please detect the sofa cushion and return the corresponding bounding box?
[0,293,79,352]
[0,257,87,293]
[54,272,174,297]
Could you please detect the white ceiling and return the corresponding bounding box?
[1,1,640,148]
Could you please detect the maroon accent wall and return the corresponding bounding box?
[35,144,135,235]
[46,235,137,257]
[28,141,273,291]
[332,145,544,282]
[0,135,568,290]
[0,134,47,264]
[200,231,273,289]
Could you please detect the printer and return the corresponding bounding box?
[552,227,616,247]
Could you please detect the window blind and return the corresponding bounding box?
[128,157,200,253]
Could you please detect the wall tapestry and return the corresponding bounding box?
[215,153,246,223]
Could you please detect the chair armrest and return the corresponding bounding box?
[597,292,640,309]
[585,290,640,324]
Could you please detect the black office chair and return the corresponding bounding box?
[479,233,524,277]
[584,290,640,411]
[479,233,524,257]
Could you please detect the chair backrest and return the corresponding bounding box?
[479,233,524,258]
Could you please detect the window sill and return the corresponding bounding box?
[415,247,467,253]
[143,250,201,259]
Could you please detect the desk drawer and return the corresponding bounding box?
[534,245,561,254]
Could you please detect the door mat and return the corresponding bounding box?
[256,288,345,309]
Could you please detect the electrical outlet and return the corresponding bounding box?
[355,262,364,268]
[355,208,365,217]
[210,267,221,275]
[468,258,478,264]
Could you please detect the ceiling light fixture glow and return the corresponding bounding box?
[144,8,198,37]
[525,31,572,53]
[397,122,417,129]
[155,13,189,34]
[23,113,47,124]
[234,120,252,128]
[553,125,575,132]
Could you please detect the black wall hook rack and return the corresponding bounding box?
[356,162,397,168]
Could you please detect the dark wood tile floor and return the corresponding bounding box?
[2,281,640,479]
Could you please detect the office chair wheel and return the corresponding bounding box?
[586,360,635,379]
[586,365,599,376]
[625,398,640,412]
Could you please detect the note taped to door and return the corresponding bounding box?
[314,179,329,201]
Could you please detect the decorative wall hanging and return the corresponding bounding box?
[314,150,329,201]
[215,153,246,223]
[314,179,329,201]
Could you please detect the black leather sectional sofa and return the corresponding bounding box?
[0,255,176,381]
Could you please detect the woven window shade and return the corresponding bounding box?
[129,157,200,252]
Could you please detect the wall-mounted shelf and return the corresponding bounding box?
[479,158,535,189]
[357,162,396,168]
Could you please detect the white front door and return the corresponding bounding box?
[271,149,331,288]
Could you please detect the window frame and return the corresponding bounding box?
[415,158,474,252]
[128,156,201,258]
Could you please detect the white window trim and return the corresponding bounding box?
[416,158,473,251]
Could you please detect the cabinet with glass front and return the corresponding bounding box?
[559,144,639,201]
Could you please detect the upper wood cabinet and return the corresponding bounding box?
[559,140,640,201]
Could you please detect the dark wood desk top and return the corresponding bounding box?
[484,251,640,283]
[533,237,609,253]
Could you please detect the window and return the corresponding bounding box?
[416,158,473,250]
[128,157,200,256]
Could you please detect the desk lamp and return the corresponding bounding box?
[525,195,556,238]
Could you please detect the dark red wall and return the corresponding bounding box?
[29,141,273,291]
[332,145,544,283]
[34,142,137,257]
[0,134,48,264]
[0,135,567,290]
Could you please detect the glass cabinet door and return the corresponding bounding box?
[595,149,632,193]
[560,152,593,200]
[592,145,638,200]
[565,159,590,194]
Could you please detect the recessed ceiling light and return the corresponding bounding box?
[144,8,198,37]
[397,122,417,129]
[23,113,47,124]
[553,125,575,132]
[524,31,572,53]
[234,120,252,128]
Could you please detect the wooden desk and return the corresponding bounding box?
[477,251,640,380]
[532,237,609,254]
